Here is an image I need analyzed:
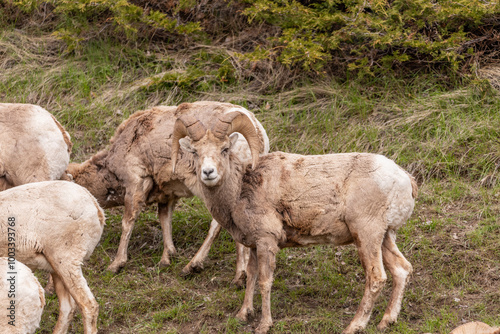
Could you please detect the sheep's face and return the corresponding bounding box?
[179,130,239,187]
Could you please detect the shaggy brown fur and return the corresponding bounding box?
[68,102,269,282]
[174,114,417,334]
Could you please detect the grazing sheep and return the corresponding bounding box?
[0,258,45,334]
[171,111,418,334]
[0,181,105,334]
[0,103,73,190]
[66,102,269,284]
[450,322,500,334]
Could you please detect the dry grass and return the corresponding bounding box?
[479,64,500,92]
[0,28,499,334]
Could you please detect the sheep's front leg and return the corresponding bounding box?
[181,219,221,275]
[255,239,279,334]
[158,197,178,267]
[108,177,153,273]
[232,241,250,287]
[181,219,249,287]
[236,247,257,322]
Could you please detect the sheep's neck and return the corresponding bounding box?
[200,159,246,241]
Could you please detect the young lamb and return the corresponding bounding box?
[171,111,418,334]
[0,258,45,333]
[450,322,500,334]
[0,181,105,334]
[66,102,269,285]
[0,103,73,190]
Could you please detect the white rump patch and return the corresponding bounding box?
[29,106,70,180]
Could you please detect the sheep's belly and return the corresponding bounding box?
[280,219,353,248]
[16,254,53,272]
[0,248,52,272]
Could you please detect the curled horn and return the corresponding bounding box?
[212,111,262,169]
[171,115,207,173]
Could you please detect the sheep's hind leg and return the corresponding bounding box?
[50,261,99,334]
[158,197,178,267]
[343,229,387,334]
[181,219,221,275]
[44,273,55,294]
[51,272,77,334]
[108,178,152,273]
[377,230,412,330]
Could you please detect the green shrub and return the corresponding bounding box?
[241,0,500,74]
[2,0,500,78]
[1,0,202,51]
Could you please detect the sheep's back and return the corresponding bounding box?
[243,152,415,245]
[0,181,105,271]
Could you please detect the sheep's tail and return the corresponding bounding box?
[84,188,106,228]
[406,171,418,199]
[49,113,73,153]
[95,201,106,228]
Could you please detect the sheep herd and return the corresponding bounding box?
[0,102,496,334]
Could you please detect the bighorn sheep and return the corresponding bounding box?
[0,103,73,190]
[0,181,105,334]
[0,258,45,333]
[172,109,418,334]
[450,322,500,334]
[66,102,269,283]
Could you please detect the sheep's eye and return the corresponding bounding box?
[192,151,198,157]
[221,148,229,155]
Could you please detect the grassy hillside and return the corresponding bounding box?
[1,24,499,334]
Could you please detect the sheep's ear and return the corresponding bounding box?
[229,133,239,149]
[179,137,196,153]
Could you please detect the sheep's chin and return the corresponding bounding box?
[201,175,221,187]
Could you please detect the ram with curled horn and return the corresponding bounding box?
[173,111,418,334]
[67,102,270,287]
[171,115,207,173]
[172,111,262,175]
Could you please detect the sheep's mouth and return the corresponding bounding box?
[201,175,220,186]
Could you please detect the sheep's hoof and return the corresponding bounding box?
[255,321,272,334]
[377,317,395,331]
[235,308,253,323]
[158,258,171,268]
[107,262,124,274]
[181,262,204,277]
[230,272,246,289]
[158,260,170,269]
[44,283,55,295]
[341,325,364,334]
[377,322,389,331]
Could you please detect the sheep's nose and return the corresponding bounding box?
[203,168,215,177]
